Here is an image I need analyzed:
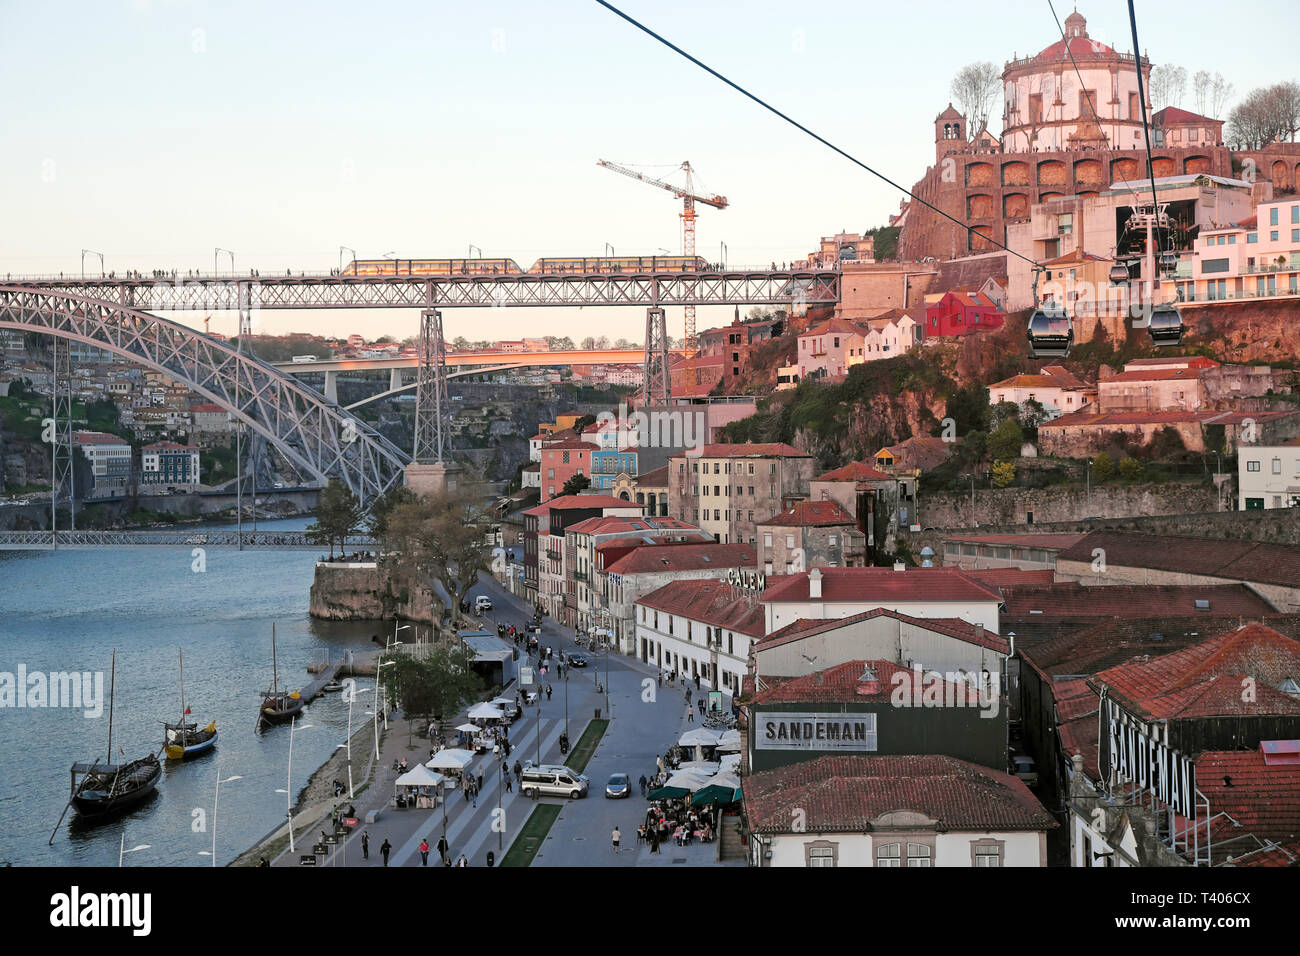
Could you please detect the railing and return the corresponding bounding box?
[0,530,378,549]
[1178,287,1300,303]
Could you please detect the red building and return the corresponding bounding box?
[539,437,599,501]
[923,289,1004,338]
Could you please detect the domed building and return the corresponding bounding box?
[1001,10,1151,153]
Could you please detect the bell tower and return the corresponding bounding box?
[935,103,966,163]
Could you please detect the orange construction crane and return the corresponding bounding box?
[597,159,728,393]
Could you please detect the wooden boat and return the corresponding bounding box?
[164,649,218,759]
[67,651,162,819]
[259,623,305,726]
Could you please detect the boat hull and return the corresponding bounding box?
[164,724,218,760]
[259,695,305,725]
[71,756,162,819]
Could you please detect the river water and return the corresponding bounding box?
[0,517,384,867]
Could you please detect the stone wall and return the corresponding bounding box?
[917,482,1219,530]
[309,561,443,626]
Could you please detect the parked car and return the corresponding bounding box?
[474,595,493,613]
[1009,754,1039,788]
[604,773,631,799]
[566,652,589,667]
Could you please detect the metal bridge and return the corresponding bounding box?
[0,286,410,503]
[10,266,839,311]
[0,529,378,550]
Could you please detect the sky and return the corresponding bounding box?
[2,0,1296,343]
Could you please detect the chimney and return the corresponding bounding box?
[808,566,823,600]
[974,623,985,642]
[893,560,906,572]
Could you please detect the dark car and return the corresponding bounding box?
[604,773,631,799]
[566,652,589,667]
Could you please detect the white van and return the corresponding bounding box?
[519,764,588,800]
[474,596,493,613]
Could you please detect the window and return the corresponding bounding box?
[876,843,901,867]
[1247,460,1261,472]
[1271,207,1279,226]
[1293,229,1300,243]
[562,451,570,464]
[971,839,1004,867]
[805,840,838,867]
[1272,231,1280,242]
[785,534,795,549]
[763,533,772,547]
[1227,235,1236,245]
[1247,233,1258,244]
[907,843,932,867]
[1273,458,1282,474]
[1293,205,1299,224]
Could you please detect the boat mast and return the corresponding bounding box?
[106,650,116,765]
[178,648,185,722]
[272,622,279,695]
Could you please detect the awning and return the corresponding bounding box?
[395,765,446,788]
[467,702,506,720]
[427,748,475,771]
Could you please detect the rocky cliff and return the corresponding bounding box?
[309,561,445,626]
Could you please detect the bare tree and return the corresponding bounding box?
[1149,64,1187,111]
[1194,70,1235,119]
[1273,81,1300,141]
[950,62,1001,136]
[1227,85,1290,149]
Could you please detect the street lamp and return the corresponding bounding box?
[377,658,398,730]
[469,244,482,259]
[605,243,615,257]
[118,836,150,867]
[275,718,312,853]
[214,247,234,275]
[342,686,371,798]
[339,246,356,274]
[80,249,104,279]
[198,770,242,867]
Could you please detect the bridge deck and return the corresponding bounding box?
[0,530,378,550]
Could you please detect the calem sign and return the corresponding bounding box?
[727,568,766,592]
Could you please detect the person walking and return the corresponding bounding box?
[419,839,430,866]
[685,687,692,704]
[638,774,647,797]
[455,854,468,867]
[612,826,621,854]
[513,760,522,782]
[361,830,370,861]
[437,835,449,865]
[505,771,513,793]
[698,697,706,715]
[380,839,392,866]
[685,703,694,723]
[476,770,484,793]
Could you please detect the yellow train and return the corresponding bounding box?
[339,255,709,277]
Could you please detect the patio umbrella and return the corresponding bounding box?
[678,728,723,748]
[455,723,480,734]
[715,729,742,753]
[647,785,691,800]
[467,702,505,721]
[718,753,742,774]
[691,769,741,805]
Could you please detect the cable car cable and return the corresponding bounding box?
[595,0,1042,270]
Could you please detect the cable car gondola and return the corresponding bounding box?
[1108,261,1131,285]
[1027,301,1074,359]
[1148,302,1184,347]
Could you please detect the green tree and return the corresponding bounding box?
[561,474,591,496]
[382,486,492,627]
[988,417,1024,460]
[384,648,485,744]
[1118,457,1144,481]
[992,460,1016,488]
[1093,452,1115,483]
[307,479,364,558]
[366,484,418,540]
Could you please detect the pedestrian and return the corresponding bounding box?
[513,760,522,781]
[456,854,468,867]
[685,704,693,723]
[477,770,484,792]
[612,826,621,853]
[658,671,663,687]
[361,830,370,860]
[685,687,691,703]
[545,684,552,701]
[638,774,647,796]
[695,672,701,690]
[437,835,449,864]
[419,838,430,866]
[380,839,391,866]
[698,697,706,714]
[505,773,513,793]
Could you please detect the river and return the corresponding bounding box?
[0,516,385,867]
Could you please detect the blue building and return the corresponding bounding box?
[590,448,637,490]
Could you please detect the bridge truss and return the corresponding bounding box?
[0,286,410,503]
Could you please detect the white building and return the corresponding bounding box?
[72,430,132,496]
[744,754,1054,867]
[1239,438,1300,510]
[760,566,1003,636]
[633,577,766,696]
[987,365,1093,419]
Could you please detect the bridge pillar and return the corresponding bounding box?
[413,308,449,462]
[641,306,670,406]
[404,460,463,498]
[324,370,338,404]
[390,367,403,391]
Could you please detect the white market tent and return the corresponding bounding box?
[678,728,723,748]
[395,765,446,788]
[455,723,481,734]
[468,702,506,721]
[665,767,715,792]
[716,729,742,753]
[718,753,742,774]
[427,748,476,771]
